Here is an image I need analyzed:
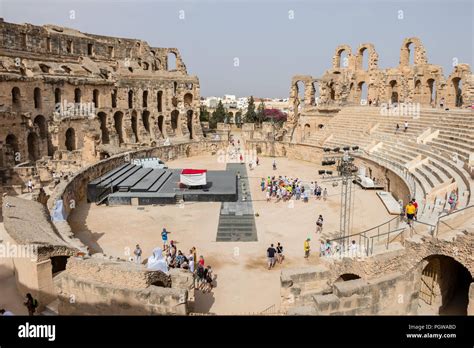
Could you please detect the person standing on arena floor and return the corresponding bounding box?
[323,188,328,201]
[404,120,408,132]
[304,238,311,258]
[316,215,324,233]
[267,244,277,269]
[134,244,142,264]
[161,228,170,248]
[405,201,416,227]
[276,242,284,264]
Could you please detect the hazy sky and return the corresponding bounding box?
[1,0,472,98]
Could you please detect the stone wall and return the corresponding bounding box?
[0,19,203,187]
[281,227,473,315]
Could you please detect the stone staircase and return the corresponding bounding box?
[301,106,473,223]
[216,163,257,242]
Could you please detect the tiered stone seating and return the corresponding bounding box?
[301,106,473,221]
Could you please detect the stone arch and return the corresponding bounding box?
[131,110,139,142]
[167,52,177,70]
[388,80,399,103]
[5,134,19,165]
[303,124,310,139]
[142,110,150,134]
[34,87,42,109]
[93,89,100,108]
[33,115,47,139]
[74,88,81,103]
[294,80,305,109]
[27,132,40,161]
[414,79,422,104]
[333,45,352,69]
[426,78,437,105]
[357,81,368,105]
[171,110,179,134]
[55,87,61,104]
[356,44,378,70]
[186,110,193,139]
[335,273,361,282]
[400,37,428,67]
[142,90,148,108]
[12,87,21,109]
[451,77,463,107]
[98,112,109,144]
[419,255,472,315]
[65,128,76,151]
[184,93,193,108]
[114,111,124,145]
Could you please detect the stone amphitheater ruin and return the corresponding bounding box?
[0,19,473,316]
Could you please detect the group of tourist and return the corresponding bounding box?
[260,176,328,203]
[304,238,362,259]
[139,228,215,293]
[266,242,284,269]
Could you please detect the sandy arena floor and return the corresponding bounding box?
[69,146,393,314]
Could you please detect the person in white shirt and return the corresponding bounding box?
[404,121,408,132]
[0,308,14,316]
[349,240,359,257]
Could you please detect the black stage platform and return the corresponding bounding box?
[87,163,238,205]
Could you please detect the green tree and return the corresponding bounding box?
[210,100,226,128]
[244,96,257,123]
[256,100,266,125]
[199,105,210,122]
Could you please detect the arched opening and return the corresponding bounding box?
[54,88,61,105]
[173,82,178,96]
[359,47,368,70]
[419,255,472,315]
[171,110,179,133]
[303,124,310,139]
[33,115,47,139]
[98,112,109,144]
[335,273,361,282]
[74,88,81,103]
[157,115,164,136]
[34,87,42,109]
[131,111,139,142]
[142,90,148,108]
[12,87,21,109]
[184,93,193,107]
[128,90,134,109]
[157,91,163,112]
[452,78,463,107]
[51,256,69,276]
[65,128,76,151]
[358,81,368,105]
[389,80,398,104]
[111,89,117,108]
[27,132,40,161]
[168,52,177,71]
[5,134,19,165]
[187,110,193,139]
[142,110,150,134]
[427,79,436,106]
[414,80,422,103]
[114,111,124,144]
[93,89,100,108]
